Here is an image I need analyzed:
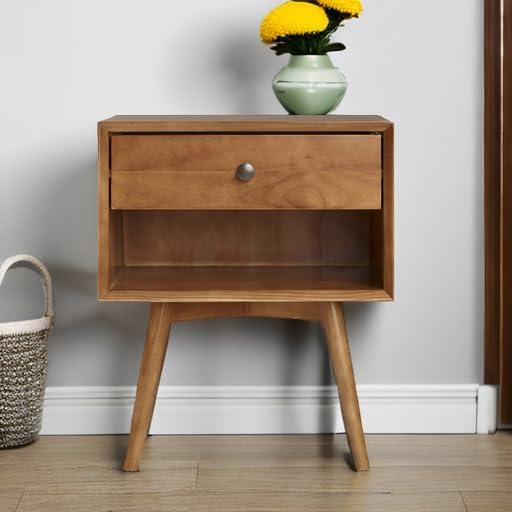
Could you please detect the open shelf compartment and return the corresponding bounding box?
[100,210,391,302]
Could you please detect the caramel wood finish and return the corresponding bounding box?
[100,114,391,132]
[98,116,394,301]
[381,125,394,297]
[484,0,512,425]
[97,125,124,296]
[123,211,371,267]
[121,302,368,473]
[98,115,394,474]
[168,302,325,322]
[322,303,369,471]
[123,303,172,472]
[111,134,381,172]
[112,169,381,210]
[111,134,381,210]
[108,266,389,302]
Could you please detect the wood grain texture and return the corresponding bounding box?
[0,458,197,493]
[97,123,120,299]
[111,133,382,211]
[122,211,371,267]
[111,134,381,172]
[5,434,512,512]
[322,303,368,471]
[195,492,465,512]
[461,491,512,512]
[15,489,466,512]
[112,168,382,210]
[181,433,512,469]
[197,465,512,493]
[17,492,204,512]
[99,114,392,133]
[110,133,382,210]
[0,488,23,512]
[98,116,394,475]
[484,0,512,425]
[501,0,512,425]
[381,125,394,298]
[120,301,368,471]
[123,303,172,472]
[98,115,394,302]
[105,266,391,302]
[168,302,325,322]
[3,433,512,471]
[368,125,394,298]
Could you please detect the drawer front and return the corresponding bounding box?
[111,134,382,209]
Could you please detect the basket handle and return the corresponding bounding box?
[0,254,54,321]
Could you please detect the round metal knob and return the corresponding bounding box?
[236,162,255,182]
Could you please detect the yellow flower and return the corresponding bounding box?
[260,1,329,44]
[317,0,363,16]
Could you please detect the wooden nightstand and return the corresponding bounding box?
[98,115,394,472]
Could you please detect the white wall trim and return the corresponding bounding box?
[476,385,498,434]
[41,384,479,435]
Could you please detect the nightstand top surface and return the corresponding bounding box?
[99,115,392,132]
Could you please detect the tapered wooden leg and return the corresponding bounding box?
[122,303,172,472]
[322,302,369,471]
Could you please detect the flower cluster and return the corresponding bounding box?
[260,0,362,55]
[260,2,329,44]
[318,0,363,16]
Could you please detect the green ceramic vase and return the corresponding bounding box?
[272,55,347,115]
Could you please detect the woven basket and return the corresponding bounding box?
[0,255,54,448]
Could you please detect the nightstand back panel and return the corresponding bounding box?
[122,210,371,267]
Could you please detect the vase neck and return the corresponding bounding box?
[288,55,334,69]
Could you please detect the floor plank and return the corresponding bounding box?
[4,434,510,470]
[175,432,512,469]
[198,491,466,512]
[367,433,512,468]
[17,491,205,512]
[15,489,467,512]
[197,465,512,493]
[0,488,23,512]
[2,465,197,495]
[0,437,198,493]
[461,492,512,512]
[0,436,199,468]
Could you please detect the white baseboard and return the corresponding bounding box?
[41,384,480,435]
[476,385,498,434]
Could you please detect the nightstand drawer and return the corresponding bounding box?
[110,134,382,210]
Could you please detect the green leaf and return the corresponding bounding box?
[268,33,347,56]
[324,42,346,53]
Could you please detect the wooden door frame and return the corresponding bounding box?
[485,0,512,425]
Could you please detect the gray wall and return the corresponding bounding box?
[0,0,483,387]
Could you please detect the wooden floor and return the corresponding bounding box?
[1,433,511,511]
